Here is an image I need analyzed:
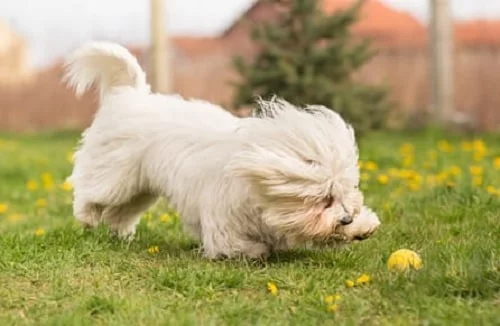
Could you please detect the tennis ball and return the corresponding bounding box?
[387,249,423,271]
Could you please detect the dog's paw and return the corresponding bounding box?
[109,225,136,242]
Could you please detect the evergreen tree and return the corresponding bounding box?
[232,0,390,135]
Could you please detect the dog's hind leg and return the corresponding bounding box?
[101,193,158,240]
[73,198,103,229]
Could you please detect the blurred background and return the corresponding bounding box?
[1,0,500,133]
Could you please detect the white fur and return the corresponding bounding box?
[64,41,381,259]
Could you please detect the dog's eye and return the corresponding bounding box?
[324,196,334,209]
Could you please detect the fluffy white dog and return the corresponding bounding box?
[63,41,380,259]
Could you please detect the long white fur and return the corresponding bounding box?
[64,41,380,259]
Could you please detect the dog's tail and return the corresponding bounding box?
[63,41,149,101]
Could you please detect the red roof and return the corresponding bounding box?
[455,20,500,47]
[322,0,427,48]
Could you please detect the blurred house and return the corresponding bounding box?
[1,0,500,131]
[0,21,32,86]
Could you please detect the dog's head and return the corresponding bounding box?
[228,98,380,243]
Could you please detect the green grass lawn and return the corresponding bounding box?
[0,130,499,325]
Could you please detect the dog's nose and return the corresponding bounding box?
[340,215,353,225]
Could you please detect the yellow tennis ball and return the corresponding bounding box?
[387,249,423,271]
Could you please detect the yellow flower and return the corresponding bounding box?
[326,304,338,313]
[473,176,483,187]
[356,273,371,285]
[66,152,75,163]
[267,282,278,296]
[147,246,159,254]
[360,173,370,182]
[41,172,55,190]
[486,186,498,195]
[494,157,500,170]
[8,213,21,222]
[60,181,73,191]
[472,139,487,153]
[34,228,45,236]
[324,294,341,304]
[402,156,414,168]
[345,280,355,288]
[399,143,414,155]
[377,174,389,185]
[35,199,47,208]
[448,166,461,176]
[26,180,39,191]
[160,214,171,223]
[408,182,420,191]
[364,161,378,171]
[437,140,453,153]
[469,166,483,176]
[437,171,449,183]
[0,203,8,214]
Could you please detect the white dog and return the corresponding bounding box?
[63,41,380,259]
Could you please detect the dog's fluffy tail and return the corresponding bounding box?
[63,41,149,100]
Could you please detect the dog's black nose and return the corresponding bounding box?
[340,215,353,225]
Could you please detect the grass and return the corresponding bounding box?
[0,129,500,325]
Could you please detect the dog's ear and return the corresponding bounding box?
[226,145,330,200]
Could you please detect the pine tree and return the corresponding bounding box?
[231,0,390,135]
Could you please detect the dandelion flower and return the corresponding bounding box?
[345,280,355,288]
[60,181,73,191]
[494,157,500,170]
[364,161,378,171]
[147,246,159,254]
[0,203,8,214]
[41,172,55,190]
[469,166,483,176]
[448,166,461,176]
[408,181,420,191]
[399,143,414,155]
[402,156,414,168]
[486,186,497,195]
[356,273,371,285]
[473,176,483,187]
[326,304,338,313]
[34,228,45,236]
[377,174,389,185]
[267,282,278,296]
[35,199,47,208]
[26,180,39,191]
[324,294,341,304]
[160,214,171,223]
